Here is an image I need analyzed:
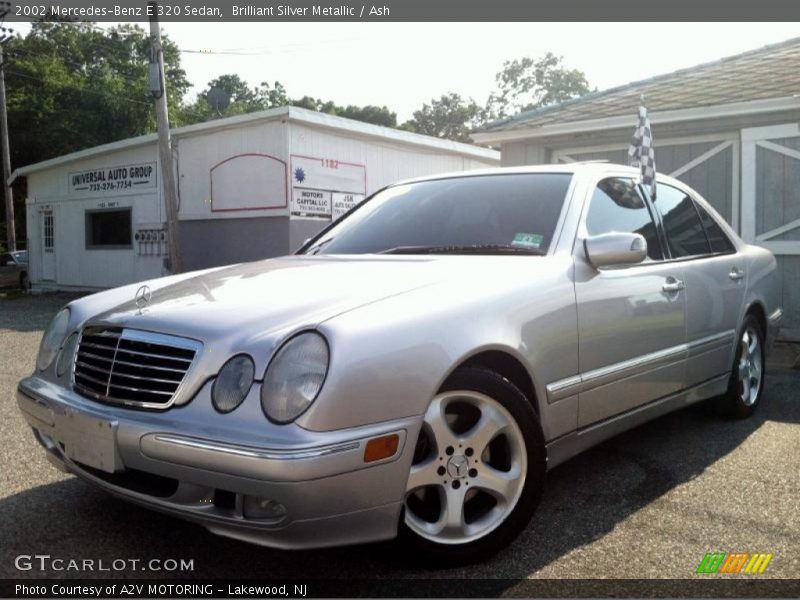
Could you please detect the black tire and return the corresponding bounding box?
[398,367,546,567]
[714,314,765,419]
[19,272,29,291]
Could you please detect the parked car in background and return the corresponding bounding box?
[0,250,28,290]
[17,164,782,565]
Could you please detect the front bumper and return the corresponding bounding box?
[17,376,421,549]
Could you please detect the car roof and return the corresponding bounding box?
[390,162,643,187]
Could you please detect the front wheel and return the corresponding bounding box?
[399,367,545,566]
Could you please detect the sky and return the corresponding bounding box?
[16,22,800,121]
[160,23,800,121]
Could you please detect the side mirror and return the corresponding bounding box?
[584,232,647,268]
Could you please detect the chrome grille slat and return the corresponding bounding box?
[79,342,118,353]
[110,357,187,373]
[75,370,111,388]
[77,350,115,363]
[110,370,182,385]
[112,347,193,362]
[74,360,112,377]
[72,326,201,409]
[108,382,174,395]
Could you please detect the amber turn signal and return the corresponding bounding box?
[363,434,399,463]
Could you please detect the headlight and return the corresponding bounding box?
[212,355,255,413]
[56,332,79,377]
[261,332,329,424]
[37,309,70,371]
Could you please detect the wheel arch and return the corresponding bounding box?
[745,301,767,336]
[444,349,539,416]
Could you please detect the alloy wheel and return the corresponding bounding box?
[404,390,527,545]
[738,327,762,406]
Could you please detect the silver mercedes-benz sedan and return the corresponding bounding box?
[17,164,782,564]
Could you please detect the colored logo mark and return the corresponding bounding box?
[294,167,306,183]
[696,552,773,574]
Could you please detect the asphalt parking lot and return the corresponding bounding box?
[1,293,799,591]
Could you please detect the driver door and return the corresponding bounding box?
[573,177,687,427]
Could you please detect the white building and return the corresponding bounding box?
[15,106,499,291]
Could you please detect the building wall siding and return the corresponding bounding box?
[179,216,290,272]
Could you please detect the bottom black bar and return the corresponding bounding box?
[1,578,799,598]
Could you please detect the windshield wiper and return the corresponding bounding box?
[304,237,334,255]
[378,244,546,256]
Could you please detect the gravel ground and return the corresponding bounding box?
[1,293,798,594]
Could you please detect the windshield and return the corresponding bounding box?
[301,173,572,255]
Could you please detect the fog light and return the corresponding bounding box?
[243,496,287,520]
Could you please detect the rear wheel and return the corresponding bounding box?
[19,272,29,291]
[400,367,545,566]
[715,314,765,418]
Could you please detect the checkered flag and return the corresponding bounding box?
[628,103,656,198]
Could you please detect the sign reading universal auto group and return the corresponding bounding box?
[68,162,157,196]
[290,155,366,220]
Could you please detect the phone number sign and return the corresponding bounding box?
[69,162,157,196]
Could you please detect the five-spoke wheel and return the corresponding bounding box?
[405,390,527,544]
[737,326,762,406]
[717,314,765,418]
[400,367,545,565]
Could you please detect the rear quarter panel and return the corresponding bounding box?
[742,244,781,348]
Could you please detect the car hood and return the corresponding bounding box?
[87,255,447,343]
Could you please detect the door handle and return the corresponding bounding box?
[729,268,745,281]
[662,277,685,293]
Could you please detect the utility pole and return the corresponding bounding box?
[148,1,181,273]
[0,13,15,252]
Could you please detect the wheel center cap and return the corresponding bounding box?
[447,455,469,479]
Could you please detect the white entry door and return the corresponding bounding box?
[741,123,800,255]
[41,210,56,280]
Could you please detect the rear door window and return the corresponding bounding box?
[652,184,711,258]
[695,203,735,254]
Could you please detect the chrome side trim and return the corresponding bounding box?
[686,329,736,358]
[148,434,362,461]
[769,307,784,323]
[546,375,582,396]
[546,372,729,470]
[546,330,735,403]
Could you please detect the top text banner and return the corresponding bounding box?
[7,0,800,21]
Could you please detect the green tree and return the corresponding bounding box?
[1,22,190,244]
[5,22,189,167]
[183,74,289,122]
[484,52,592,120]
[290,96,396,127]
[186,83,396,128]
[400,93,481,143]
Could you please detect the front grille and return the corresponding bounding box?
[73,326,201,409]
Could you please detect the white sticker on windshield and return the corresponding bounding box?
[512,233,544,248]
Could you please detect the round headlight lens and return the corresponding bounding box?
[37,309,70,371]
[212,355,255,413]
[56,332,79,378]
[261,332,329,424]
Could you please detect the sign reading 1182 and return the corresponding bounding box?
[69,162,157,196]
